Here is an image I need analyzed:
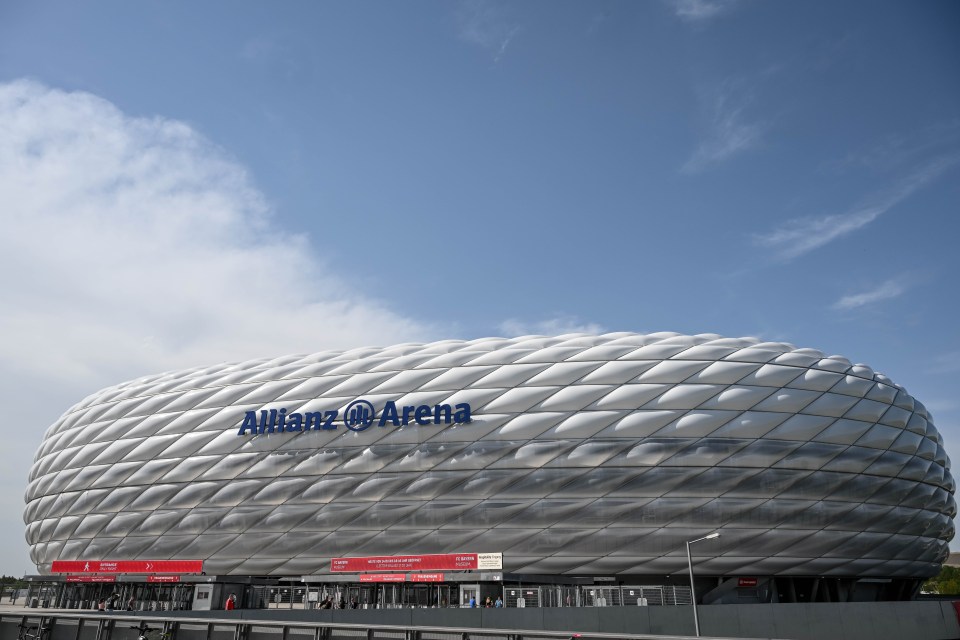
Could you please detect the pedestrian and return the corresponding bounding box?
[225,593,236,611]
[495,596,503,608]
[484,597,493,608]
[97,599,106,611]
[469,595,476,608]
[127,596,135,611]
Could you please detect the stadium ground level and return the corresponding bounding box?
[16,573,926,613]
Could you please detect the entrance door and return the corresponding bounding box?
[460,584,479,608]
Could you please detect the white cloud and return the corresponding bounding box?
[456,0,520,62]
[670,0,739,23]
[832,279,909,311]
[499,316,606,338]
[683,82,763,173]
[0,80,439,573]
[754,156,958,260]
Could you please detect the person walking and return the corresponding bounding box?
[225,593,237,610]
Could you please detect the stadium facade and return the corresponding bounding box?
[23,333,955,608]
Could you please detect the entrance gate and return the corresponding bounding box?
[540,586,579,607]
[33,583,193,612]
[504,587,540,608]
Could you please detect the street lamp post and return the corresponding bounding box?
[686,532,720,637]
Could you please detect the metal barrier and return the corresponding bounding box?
[0,611,702,640]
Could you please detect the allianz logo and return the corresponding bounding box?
[238,399,472,436]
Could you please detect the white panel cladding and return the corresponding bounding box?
[25,332,955,579]
[699,386,778,410]
[599,410,684,438]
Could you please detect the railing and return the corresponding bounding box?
[0,611,702,640]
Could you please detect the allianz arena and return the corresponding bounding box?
[24,332,955,605]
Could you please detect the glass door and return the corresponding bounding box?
[460,584,479,608]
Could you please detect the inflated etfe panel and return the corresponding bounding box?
[25,332,955,577]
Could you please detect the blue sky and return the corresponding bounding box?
[0,0,957,574]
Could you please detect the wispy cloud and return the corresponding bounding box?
[754,156,958,260]
[928,351,960,375]
[669,0,739,23]
[683,81,764,173]
[456,0,520,62]
[832,278,909,311]
[922,398,959,418]
[826,120,960,173]
[753,207,883,261]
[240,35,280,61]
[499,316,605,338]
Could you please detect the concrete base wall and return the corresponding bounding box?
[173,601,960,640]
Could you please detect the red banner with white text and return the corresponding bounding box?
[359,574,406,582]
[331,553,501,572]
[66,576,116,583]
[52,560,203,574]
[357,573,445,583]
[409,573,445,582]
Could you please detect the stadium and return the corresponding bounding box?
[22,332,955,611]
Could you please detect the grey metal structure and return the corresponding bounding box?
[25,332,955,580]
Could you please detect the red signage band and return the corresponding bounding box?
[332,554,479,572]
[409,573,444,582]
[66,576,116,583]
[52,560,203,574]
[359,574,406,583]
[147,576,181,583]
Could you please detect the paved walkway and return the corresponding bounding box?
[0,603,94,614]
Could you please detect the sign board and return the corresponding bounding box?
[52,560,203,574]
[359,574,406,583]
[147,576,181,583]
[738,577,759,587]
[356,573,446,583]
[193,584,213,611]
[332,553,502,573]
[66,576,116,583]
[238,400,472,436]
[477,553,503,570]
[409,573,445,582]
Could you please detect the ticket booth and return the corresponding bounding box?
[192,584,215,611]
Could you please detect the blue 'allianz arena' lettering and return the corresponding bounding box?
[377,401,471,427]
[237,401,471,436]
